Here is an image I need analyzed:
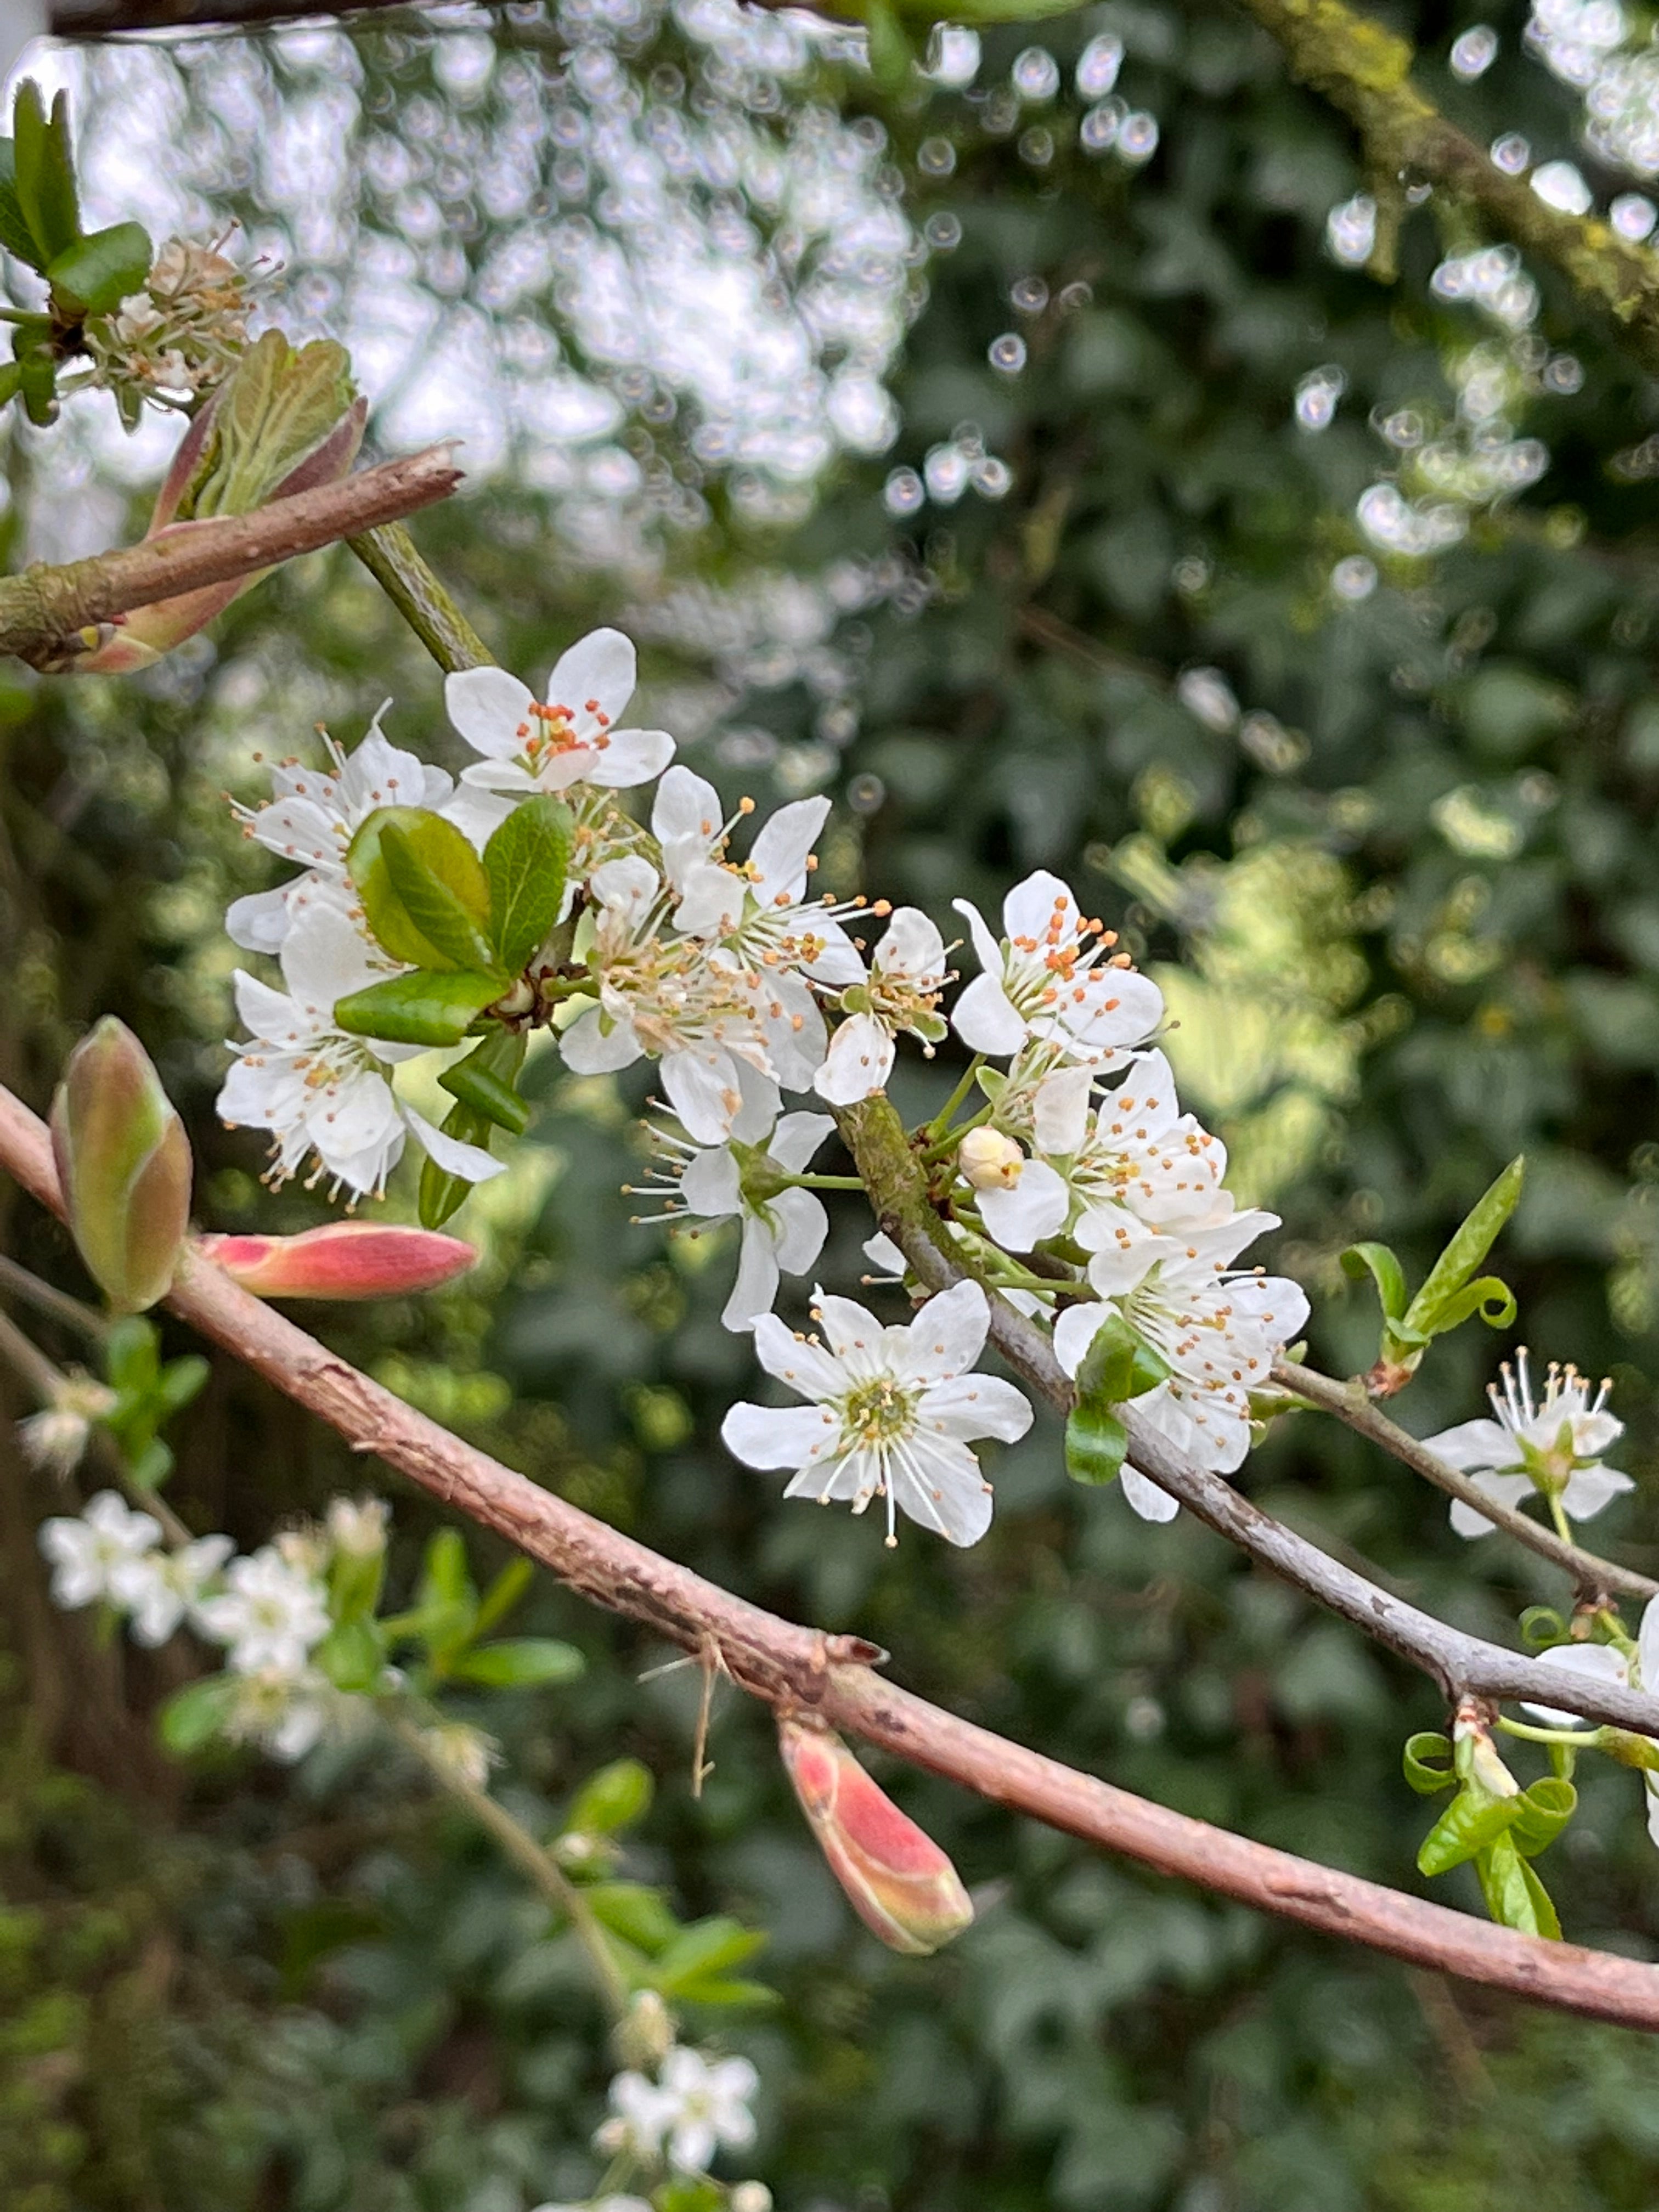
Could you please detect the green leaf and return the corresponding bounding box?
[653,1916,768,1997]
[421,1527,476,1612]
[0,361,21,411]
[1402,1731,1457,1795]
[473,1555,534,1638]
[1475,1831,1561,1939]
[333,968,504,1048]
[1340,1241,1409,1322]
[127,1438,174,1492]
[158,1353,209,1416]
[158,1674,239,1757]
[1064,1311,1169,1487]
[12,83,80,267]
[47,221,152,315]
[1065,1398,1128,1486]
[104,1316,160,1395]
[0,140,42,269]
[654,2177,728,2212]
[567,1758,654,1838]
[1417,1784,1523,1876]
[1421,1273,1518,1336]
[312,1617,385,1695]
[483,794,573,972]
[1511,1775,1577,1857]
[348,806,494,971]
[439,1037,531,1134]
[1401,1156,1525,1340]
[584,1881,681,1955]
[419,1100,495,1230]
[450,1637,585,1688]
[16,341,55,426]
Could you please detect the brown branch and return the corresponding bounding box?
[1279,1362,1659,1603]
[833,1096,1659,1737]
[0,445,462,667]
[1230,0,1659,375]
[5,1086,1659,2025]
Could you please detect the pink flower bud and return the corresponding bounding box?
[778,1717,974,1955]
[50,1019,191,1313]
[197,1221,475,1300]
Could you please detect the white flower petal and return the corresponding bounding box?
[1120,1463,1180,1522]
[585,727,676,789]
[1520,1640,1631,1726]
[722,1221,783,1333]
[768,1186,829,1276]
[446,666,538,759]
[978,1159,1069,1250]
[404,1106,507,1183]
[770,1110,836,1175]
[950,972,1029,1055]
[546,625,636,727]
[1447,1470,1537,1538]
[721,1399,838,1467]
[923,1373,1034,1443]
[814,1013,894,1104]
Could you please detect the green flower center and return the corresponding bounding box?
[840,1376,919,1447]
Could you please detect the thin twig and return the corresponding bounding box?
[832,1094,1659,1733]
[386,1707,632,2023]
[0,446,462,667]
[0,1252,110,1346]
[5,1088,1659,2024]
[1279,1362,1659,1602]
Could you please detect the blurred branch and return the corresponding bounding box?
[1280,1361,1659,1602]
[5,1085,1659,2023]
[0,444,461,669]
[0,1252,110,1345]
[348,522,490,672]
[49,0,420,32]
[1232,0,1659,373]
[833,1094,1659,1734]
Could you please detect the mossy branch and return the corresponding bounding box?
[1234,0,1659,369]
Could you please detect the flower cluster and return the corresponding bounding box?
[596,2045,760,2179]
[79,236,262,411]
[218,626,1311,1547]
[38,1489,371,1759]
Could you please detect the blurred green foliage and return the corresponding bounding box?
[12,0,1659,2205]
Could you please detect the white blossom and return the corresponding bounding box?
[602,2048,760,2175]
[1053,1210,1309,1522]
[815,905,950,1104]
[635,1110,836,1330]
[218,902,503,1199]
[445,629,675,835]
[226,710,455,953]
[975,1048,1231,1252]
[951,870,1163,1064]
[17,1374,115,1477]
[110,1532,234,1646]
[1423,1349,1633,1538]
[223,1666,338,1762]
[194,1545,331,1676]
[558,856,784,1144]
[722,1279,1032,1546]
[38,1491,161,1610]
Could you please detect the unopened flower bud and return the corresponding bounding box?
[198,1221,475,1299]
[958,1126,1025,1192]
[730,2186,773,2212]
[421,1721,498,1793]
[17,1373,116,1477]
[614,1988,676,2070]
[50,1018,191,1313]
[778,1717,973,1955]
[325,1496,390,1558]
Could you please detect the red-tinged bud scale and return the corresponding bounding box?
[778,1716,974,1955]
[198,1221,476,1300]
[50,1018,192,1313]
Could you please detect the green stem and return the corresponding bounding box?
[923,1056,986,1144]
[348,521,492,675]
[1548,1494,1576,1547]
[388,1706,631,2025]
[780,1173,866,1191]
[1496,1717,1607,1748]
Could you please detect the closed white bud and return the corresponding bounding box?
[614,1988,676,2070]
[730,2185,772,2211]
[959,1126,1025,1190]
[326,1495,390,1557]
[422,1722,497,1792]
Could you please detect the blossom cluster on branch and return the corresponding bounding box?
[217,624,1311,1548]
